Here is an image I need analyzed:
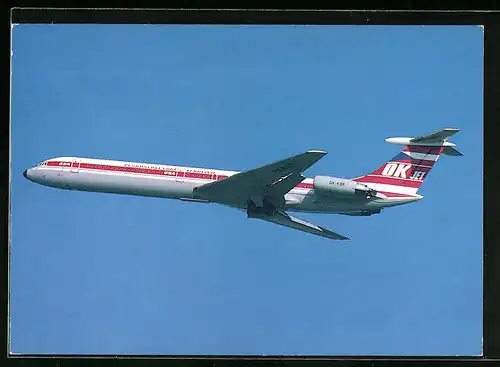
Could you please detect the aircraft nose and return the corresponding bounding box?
[23,170,28,178]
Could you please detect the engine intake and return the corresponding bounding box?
[313,176,377,198]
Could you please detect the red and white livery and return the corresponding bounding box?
[24,128,462,240]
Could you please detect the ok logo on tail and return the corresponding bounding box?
[382,163,426,181]
[381,163,411,179]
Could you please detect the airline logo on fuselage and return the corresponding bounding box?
[381,163,426,181]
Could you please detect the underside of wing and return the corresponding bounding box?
[254,210,349,241]
[193,150,327,206]
[442,146,463,156]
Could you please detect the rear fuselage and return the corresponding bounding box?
[24,157,421,215]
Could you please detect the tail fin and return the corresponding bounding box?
[353,128,461,197]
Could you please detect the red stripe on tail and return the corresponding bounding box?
[356,175,423,188]
[353,145,444,193]
[403,146,444,154]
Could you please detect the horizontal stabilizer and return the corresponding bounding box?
[410,128,460,143]
[442,146,463,156]
[253,210,349,240]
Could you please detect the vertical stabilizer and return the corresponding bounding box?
[352,128,461,196]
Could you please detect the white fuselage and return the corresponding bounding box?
[24,157,421,214]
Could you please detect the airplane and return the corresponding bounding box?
[23,128,462,241]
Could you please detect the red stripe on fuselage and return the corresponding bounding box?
[185,172,215,180]
[44,160,315,190]
[48,161,71,167]
[43,160,423,198]
[297,183,314,189]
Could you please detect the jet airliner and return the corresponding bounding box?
[23,128,462,240]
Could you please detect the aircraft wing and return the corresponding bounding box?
[265,172,307,198]
[194,150,327,205]
[255,210,349,240]
[410,128,460,143]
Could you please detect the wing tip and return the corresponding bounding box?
[336,236,350,241]
[307,149,328,155]
[318,225,350,240]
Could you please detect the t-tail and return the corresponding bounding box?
[353,128,462,197]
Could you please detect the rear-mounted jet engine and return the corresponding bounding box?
[313,175,377,198]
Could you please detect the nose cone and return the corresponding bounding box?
[23,169,33,181]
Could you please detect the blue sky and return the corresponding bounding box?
[10,24,483,356]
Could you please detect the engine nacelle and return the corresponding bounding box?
[313,176,377,198]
